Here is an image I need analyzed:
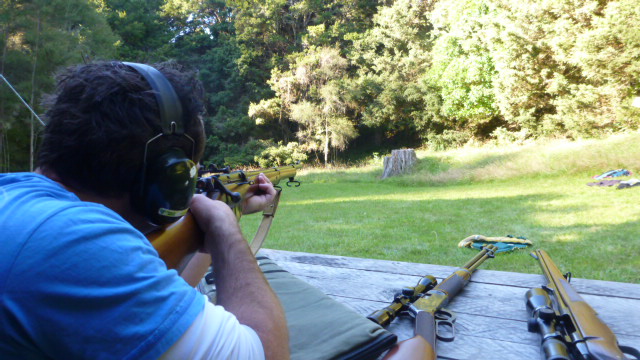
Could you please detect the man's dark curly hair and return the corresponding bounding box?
[37,61,206,196]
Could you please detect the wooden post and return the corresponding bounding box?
[381,149,417,179]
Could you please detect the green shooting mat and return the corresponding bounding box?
[198,256,397,360]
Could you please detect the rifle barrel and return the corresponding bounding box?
[464,244,497,271]
[433,244,497,299]
[529,250,633,360]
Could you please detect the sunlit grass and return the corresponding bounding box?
[242,133,640,283]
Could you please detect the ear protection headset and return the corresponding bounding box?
[124,62,198,225]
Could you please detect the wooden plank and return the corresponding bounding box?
[260,249,640,299]
[330,296,539,344]
[333,297,640,360]
[271,257,640,336]
[257,249,640,359]
[328,297,540,359]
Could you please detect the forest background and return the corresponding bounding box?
[1,0,640,171]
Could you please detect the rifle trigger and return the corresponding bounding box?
[287,179,301,187]
[564,272,572,283]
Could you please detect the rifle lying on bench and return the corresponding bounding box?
[526,249,640,360]
[368,244,498,360]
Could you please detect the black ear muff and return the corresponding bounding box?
[124,62,197,225]
[138,148,197,225]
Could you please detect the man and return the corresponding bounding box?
[0,62,289,359]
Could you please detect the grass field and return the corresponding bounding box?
[241,133,640,283]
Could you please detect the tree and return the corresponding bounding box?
[346,0,436,146]
[0,0,118,171]
[252,47,356,165]
[160,0,268,166]
[572,0,640,132]
[97,0,172,61]
[486,0,640,137]
[424,0,499,135]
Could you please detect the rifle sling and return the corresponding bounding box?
[249,188,282,254]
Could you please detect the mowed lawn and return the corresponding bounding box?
[241,171,640,284]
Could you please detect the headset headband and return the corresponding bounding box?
[123,62,184,135]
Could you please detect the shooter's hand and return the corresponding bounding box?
[242,173,276,215]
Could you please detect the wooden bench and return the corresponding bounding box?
[259,249,640,360]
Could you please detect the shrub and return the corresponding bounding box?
[490,127,530,146]
[427,130,471,151]
[254,141,308,167]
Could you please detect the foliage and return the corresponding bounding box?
[424,0,499,129]
[161,0,270,167]
[252,46,357,166]
[490,127,529,146]
[427,130,472,151]
[99,0,172,61]
[485,0,640,136]
[348,0,436,139]
[205,132,264,168]
[0,0,118,172]
[254,141,307,167]
[4,0,640,170]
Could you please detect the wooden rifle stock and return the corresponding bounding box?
[382,336,434,360]
[146,212,202,270]
[145,163,302,270]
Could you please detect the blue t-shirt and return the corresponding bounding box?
[0,173,205,359]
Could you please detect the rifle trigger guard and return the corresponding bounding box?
[287,178,301,187]
[435,309,456,342]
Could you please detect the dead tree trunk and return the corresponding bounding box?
[381,149,417,179]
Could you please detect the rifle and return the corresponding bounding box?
[370,244,498,359]
[526,249,640,360]
[367,275,438,327]
[146,163,302,270]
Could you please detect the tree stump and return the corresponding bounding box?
[381,149,417,179]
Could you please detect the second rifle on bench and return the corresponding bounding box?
[368,244,498,360]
